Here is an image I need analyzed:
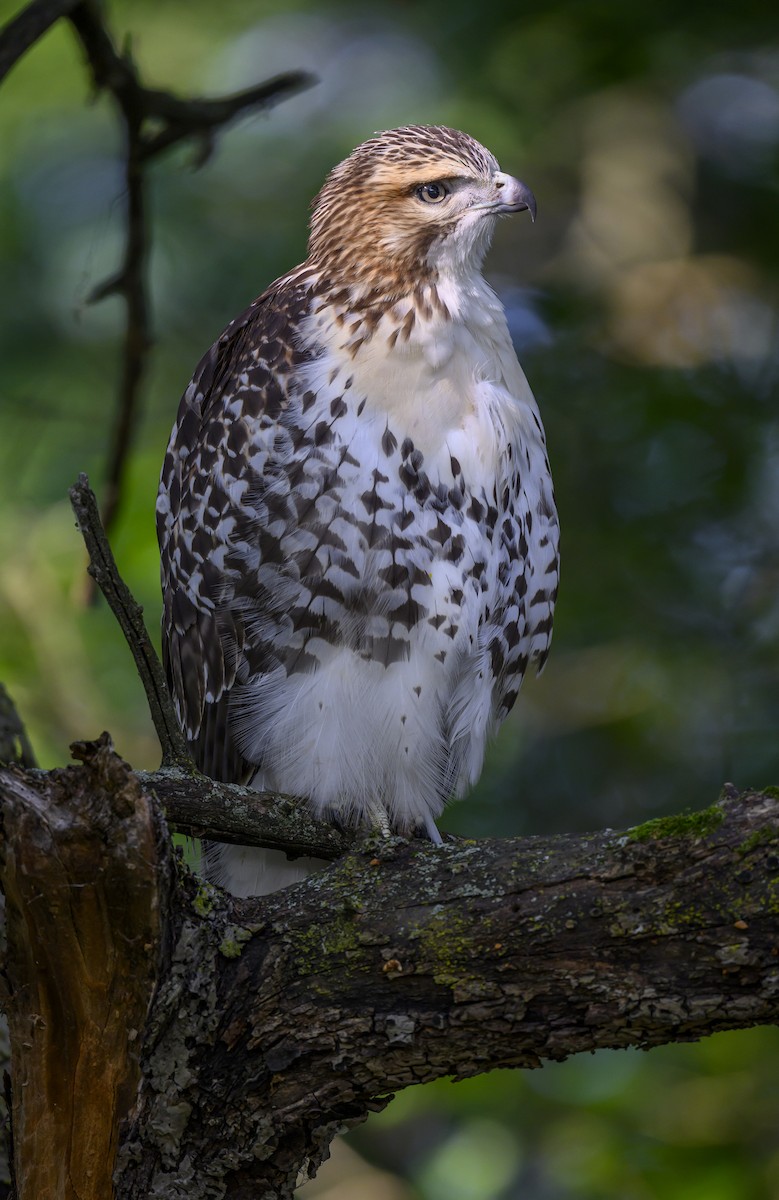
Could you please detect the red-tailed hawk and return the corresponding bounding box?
[157,125,559,895]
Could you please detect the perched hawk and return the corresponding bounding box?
[157,125,559,895]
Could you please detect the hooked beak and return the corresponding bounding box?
[491,172,537,221]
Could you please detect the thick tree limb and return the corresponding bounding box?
[118,786,779,1198]
[2,745,778,1198]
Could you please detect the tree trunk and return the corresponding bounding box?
[0,737,164,1200]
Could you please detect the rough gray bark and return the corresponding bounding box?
[138,766,353,860]
[2,739,778,1199]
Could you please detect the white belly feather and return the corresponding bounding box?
[232,284,551,832]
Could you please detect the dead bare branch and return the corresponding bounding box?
[68,473,192,768]
[66,0,314,539]
[0,0,79,85]
[138,765,354,860]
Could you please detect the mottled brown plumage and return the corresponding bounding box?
[158,126,558,895]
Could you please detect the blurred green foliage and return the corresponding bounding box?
[1,0,778,1196]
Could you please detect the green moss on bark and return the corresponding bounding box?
[627,806,725,843]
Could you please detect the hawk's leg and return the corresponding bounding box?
[364,798,393,839]
[423,812,444,846]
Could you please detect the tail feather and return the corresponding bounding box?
[205,843,327,897]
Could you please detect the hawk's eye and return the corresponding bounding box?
[415,182,448,204]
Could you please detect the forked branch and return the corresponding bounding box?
[0,0,314,537]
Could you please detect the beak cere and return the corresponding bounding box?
[493,173,537,222]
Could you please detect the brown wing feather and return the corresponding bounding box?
[157,273,314,784]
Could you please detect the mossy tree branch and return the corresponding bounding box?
[1,742,778,1199]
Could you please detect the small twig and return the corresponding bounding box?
[66,1,156,552]
[98,87,150,542]
[0,0,79,85]
[68,473,192,769]
[0,684,37,770]
[137,73,316,162]
[137,767,353,861]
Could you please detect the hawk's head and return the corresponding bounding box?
[308,125,535,298]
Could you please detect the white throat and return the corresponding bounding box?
[300,262,539,490]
